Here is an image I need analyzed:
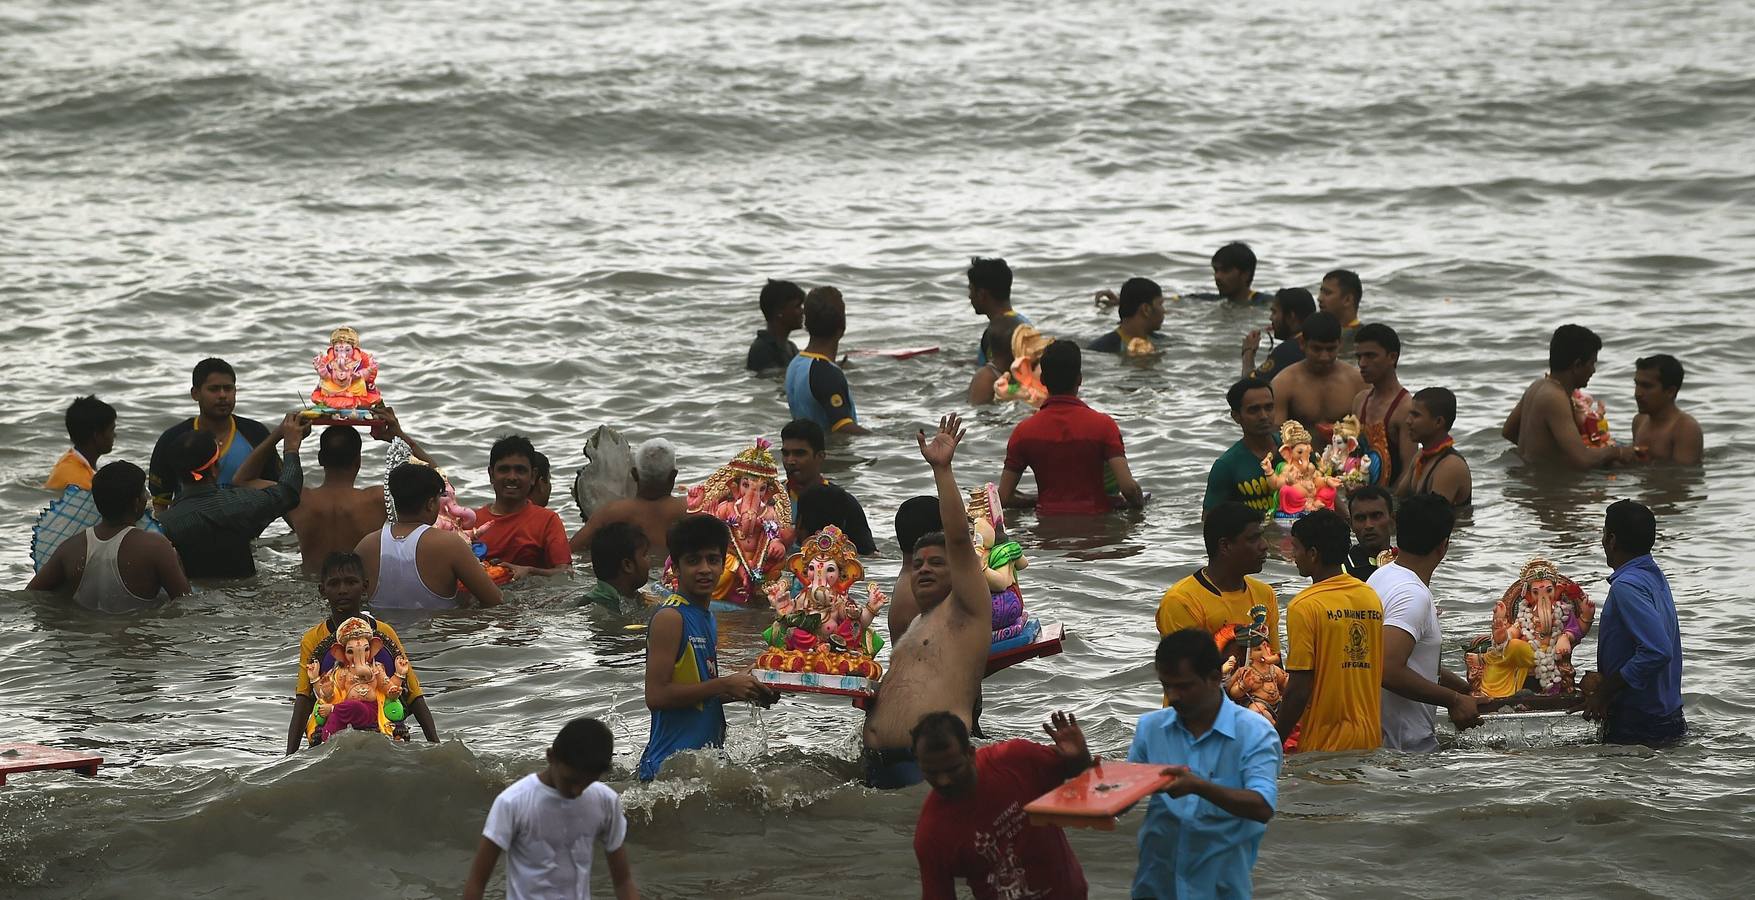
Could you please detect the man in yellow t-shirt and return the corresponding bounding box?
[45,396,116,492]
[286,553,437,754]
[1277,509,1383,752]
[1157,501,1280,652]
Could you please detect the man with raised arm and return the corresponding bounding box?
[862,414,998,788]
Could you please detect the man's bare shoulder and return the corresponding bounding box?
[1272,360,1308,385]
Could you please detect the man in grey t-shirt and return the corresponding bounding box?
[1369,493,1481,750]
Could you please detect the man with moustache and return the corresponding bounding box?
[1629,354,1704,465]
[475,434,570,579]
[1205,378,1280,518]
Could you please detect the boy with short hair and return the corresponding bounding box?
[583,521,650,614]
[47,395,117,491]
[464,717,640,900]
[638,514,776,780]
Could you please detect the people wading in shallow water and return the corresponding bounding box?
[1629,353,1703,465]
[1502,324,1633,468]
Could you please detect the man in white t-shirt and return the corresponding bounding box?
[464,717,640,900]
[1369,493,1482,751]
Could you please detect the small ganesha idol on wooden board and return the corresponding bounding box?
[304,326,388,426]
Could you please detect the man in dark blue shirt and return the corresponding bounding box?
[1239,287,1314,381]
[1088,277,1165,354]
[1585,500,1685,746]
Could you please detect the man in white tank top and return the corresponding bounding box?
[28,462,190,613]
[356,463,504,610]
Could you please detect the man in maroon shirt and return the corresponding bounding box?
[998,340,1146,515]
[913,709,1093,900]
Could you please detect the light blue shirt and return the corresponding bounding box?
[1127,697,1281,900]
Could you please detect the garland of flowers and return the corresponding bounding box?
[1517,595,1563,691]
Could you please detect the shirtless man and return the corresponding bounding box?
[355,462,503,609]
[1272,311,1365,450]
[886,495,942,642]
[570,438,688,564]
[1350,323,1416,487]
[28,461,190,613]
[1395,387,1472,507]
[862,414,993,789]
[1630,354,1704,465]
[1501,324,1628,469]
[242,410,434,573]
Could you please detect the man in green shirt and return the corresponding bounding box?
[1204,377,1279,518]
[582,521,650,614]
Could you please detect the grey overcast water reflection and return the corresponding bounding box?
[2,0,1753,897]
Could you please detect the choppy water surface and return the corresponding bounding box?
[4,0,1754,897]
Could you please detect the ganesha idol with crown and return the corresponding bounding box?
[663,439,793,607]
[754,526,886,692]
[967,483,1040,653]
[303,326,388,427]
[301,616,416,745]
[1465,558,1595,702]
[1264,420,1341,518]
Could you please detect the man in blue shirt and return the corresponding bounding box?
[1585,500,1685,746]
[1128,628,1280,900]
[785,286,871,436]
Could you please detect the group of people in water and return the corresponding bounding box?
[22,243,1698,899]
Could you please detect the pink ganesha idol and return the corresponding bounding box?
[673,439,794,605]
[312,326,382,410]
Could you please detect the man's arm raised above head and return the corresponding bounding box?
[918,414,989,621]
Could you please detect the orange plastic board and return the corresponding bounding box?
[1023,761,1170,827]
[986,623,1065,676]
[0,743,102,786]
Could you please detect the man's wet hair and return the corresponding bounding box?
[1290,509,1351,565]
[66,395,116,445]
[173,430,220,486]
[1211,242,1257,277]
[388,463,445,514]
[590,521,647,581]
[1414,387,1457,431]
[320,551,366,582]
[192,357,235,389]
[895,497,941,555]
[553,717,615,776]
[1039,339,1081,394]
[1636,354,1685,392]
[1204,501,1260,556]
[1274,287,1315,324]
[1605,499,1657,557]
[668,513,731,561]
[1548,324,1602,373]
[1118,277,1163,320]
[912,531,948,561]
[1227,376,1273,413]
[318,425,362,469]
[1156,628,1223,678]
[1355,322,1401,357]
[910,710,972,753]
[1324,269,1363,304]
[489,434,538,470]
[759,279,805,321]
[92,461,145,521]
[967,257,1013,304]
[804,286,846,340]
[1301,311,1343,344]
[781,418,826,454]
[1396,493,1455,556]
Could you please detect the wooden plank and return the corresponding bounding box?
[986,623,1066,676]
[0,743,103,787]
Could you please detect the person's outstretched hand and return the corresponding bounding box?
[1042,710,1089,762]
[916,414,966,469]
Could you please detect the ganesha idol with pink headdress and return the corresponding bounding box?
[663,439,794,607]
[301,616,416,745]
[302,326,388,427]
[754,526,886,684]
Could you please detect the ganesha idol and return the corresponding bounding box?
[1263,420,1341,518]
[1465,558,1595,700]
[303,616,414,744]
[754,527,885,682]
[305,326,387,426]
[665,439,793,607]
[1219,606,1287,725]
[1320,415,1378,491]
[968,483,1039,652]
[992,324,1053,408]
[1572,389,1615,448]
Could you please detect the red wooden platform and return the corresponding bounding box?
[986,623,1066,676]
[0,743,102,786]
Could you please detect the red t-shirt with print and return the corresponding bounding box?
[913,740,1088,900]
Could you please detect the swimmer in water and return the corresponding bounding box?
[1271,311,1365,450]
[1211,242,1272,305]
[1349,323,1416,486]
[1630,354,1703,465]
[968,256,1030,367]
[1241,287,1313,381]
[746,279,805,373]
[1500,324,1631,469]
[1318,269,1363,342]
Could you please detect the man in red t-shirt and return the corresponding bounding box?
[474,435,571,579]
[999,340,1146,515]
[913,710,1093,900]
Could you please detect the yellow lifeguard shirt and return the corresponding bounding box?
[1156,571,1280,651]
[1285,573,1383,752]
[45,449,96,491]
[296,617,422,699]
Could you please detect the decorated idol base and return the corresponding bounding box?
[985,622,1064,676]
[299,404,387,427]
[752,668,879,700]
